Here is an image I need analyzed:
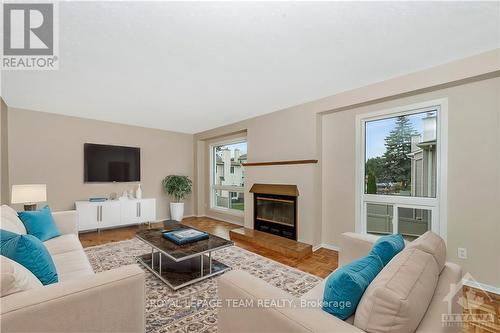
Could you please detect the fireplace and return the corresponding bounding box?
[250,184,298,240]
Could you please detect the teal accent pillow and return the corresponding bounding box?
[322,254,383,320]
[18,206,61,242]
[0,229,58,285]
[369,234,405,266]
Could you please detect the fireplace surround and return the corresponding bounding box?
[250,184,298,240]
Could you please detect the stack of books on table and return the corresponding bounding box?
[163,228,209,245]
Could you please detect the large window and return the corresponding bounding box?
[356,100,447,241]
[210,139,247,214]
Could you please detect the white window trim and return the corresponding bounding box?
[355,98,448,242]
[209,137,247,217]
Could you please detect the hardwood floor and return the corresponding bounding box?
[79,216,338,278]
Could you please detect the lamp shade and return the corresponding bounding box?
[11,184,47,204]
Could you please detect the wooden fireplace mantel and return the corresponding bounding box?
[242,159,318,167]
[249,184,299,197]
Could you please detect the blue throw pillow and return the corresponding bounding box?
[0,229,58,285]
[369,234,405,266]
[18,206,61,242]
[322,254,383,320]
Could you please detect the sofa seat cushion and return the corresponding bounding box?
[44,234,83,256]
[1,255,42,297]
[1,205,27,235]
[354,248,439,333]
[52,250,94,282]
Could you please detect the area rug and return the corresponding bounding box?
[84,238,321,333]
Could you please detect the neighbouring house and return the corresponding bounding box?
[215,148,246,208]
[409,112,437,198]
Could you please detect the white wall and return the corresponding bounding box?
[0,99,9,204]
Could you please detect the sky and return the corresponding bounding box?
[219,142,247,157]
[365,111,435,159]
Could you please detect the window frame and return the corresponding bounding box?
[209,137,247,216]
[355,99,448,241]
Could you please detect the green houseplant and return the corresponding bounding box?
[162,175,192,221]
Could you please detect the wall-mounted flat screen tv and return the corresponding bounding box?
[84,143,140,182]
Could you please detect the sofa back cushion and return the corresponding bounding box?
[323,254,383,320]
[0,229,58,285]
[354,248,439,333]
[406,231,446,272]
[18,206,61,242]
[1,205,27,235]
[1,255,42,297]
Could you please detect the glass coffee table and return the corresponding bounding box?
[135,221,234,290]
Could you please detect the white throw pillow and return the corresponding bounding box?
[1,205,27,234]
[1,256,43,297]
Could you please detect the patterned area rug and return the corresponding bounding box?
[84,238,321,333]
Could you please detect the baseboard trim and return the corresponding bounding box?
[313,243,340,252]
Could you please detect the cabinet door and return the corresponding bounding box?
[138,199,156,223]
[76,203,99,231]
[121,200,139,225]
[99,201,122,228]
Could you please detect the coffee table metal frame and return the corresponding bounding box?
[135,234,233,290]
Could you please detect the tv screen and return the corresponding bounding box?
[84,143,140,182]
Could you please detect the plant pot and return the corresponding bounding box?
[170,202,184,221]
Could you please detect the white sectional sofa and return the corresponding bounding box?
[0,207,146,333]
[218,232,463,333]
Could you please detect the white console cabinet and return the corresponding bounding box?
[75,199,156,232]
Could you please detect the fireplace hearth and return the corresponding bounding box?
[250,184,298,240]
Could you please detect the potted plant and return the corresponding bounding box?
[162,175,192,221]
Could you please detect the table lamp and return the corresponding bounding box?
[11,184,47,211]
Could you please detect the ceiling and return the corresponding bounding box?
[2,1,499,134]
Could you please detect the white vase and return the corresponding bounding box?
[170,202,184,221]
[136,184,142,199]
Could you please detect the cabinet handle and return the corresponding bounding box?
[100,206,103,221]
[97,206,100,222]
[139,203,141,217]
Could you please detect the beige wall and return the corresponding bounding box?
[6,107,194,219]
[1,98,9,204]
[322,77,500,287]
[195,114,321,244]
[194,49,500,287]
